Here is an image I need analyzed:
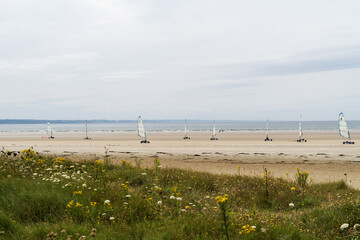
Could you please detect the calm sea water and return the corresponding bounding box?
[0,121,360,133]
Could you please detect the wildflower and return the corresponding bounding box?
[340,223,349,230]
[104,200,110,205]
[125,195,131,198]
[185,205,190,209]
[67,200,74,208]
[176,197,182,201]
[261,227,267,233]
[169,196,175,199]
[102,213,106,216]
[33,173,38,176]
[75,202,83,207]
[354,224,360,230]
[61,229,66,234]
[205,196,210,199]
[82,183,87,188]
[141,173,147,176]
[180,209,187,212]
[157,201,162,205]
[109,217,115,221]
[90,201,97,207]
[290,187,296,191]
[124,202,129,205]
[215,194,228,204]
[148,198,152,200]
[289,203,295,207]
[251,226,256,229]
[73,190,82,195]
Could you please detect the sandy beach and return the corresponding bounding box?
[1,130,360,188]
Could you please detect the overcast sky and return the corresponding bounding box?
[1,0,360,120]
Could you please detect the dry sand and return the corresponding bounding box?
[1,130,360,188]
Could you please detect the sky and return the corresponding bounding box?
[1,0,360,121]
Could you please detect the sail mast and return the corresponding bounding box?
[212,121,216,138]
[184,119,187,137]
[299,114,303,139]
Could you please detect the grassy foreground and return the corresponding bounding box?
[0,149,360,239]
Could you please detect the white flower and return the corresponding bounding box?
[169,196,175,199]
[261,227,267,233]
[354,224,360,230]
[340,223,349,230]
[289,203,295,207]
[33,173,38,176]
[125,195,131,198]
[102,213,106,216]
[157,201,162,205]
[176,197,182,201]
[82,183,87,188]
[141,173,147,176]
[104,200,110,204]
[251,226,256,229]
[180,209,186,212]
[205,196,210,199]
[109,217,115,221]
[124,202,129,205]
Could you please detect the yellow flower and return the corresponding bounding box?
[291,187,296,191]
[67,200,74,208]
[216,194,229,204]
[75,202,83,207]
[95,160,103,165]
[185,205,190,209]
[73,190,82,195]
[90,201,97,207]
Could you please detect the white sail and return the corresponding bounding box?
[137,116,146,139]
[299,114,303,138]
[184,119,188,137]
[339,112,350,139]
[266,119,269,138]
[85,121,88,138]
[212,122,216,137]
[47,122,52,137]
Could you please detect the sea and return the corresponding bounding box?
[0,120,360,133]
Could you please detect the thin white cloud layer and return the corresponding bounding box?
[0,0,360,120]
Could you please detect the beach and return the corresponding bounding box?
[1,130,360,188]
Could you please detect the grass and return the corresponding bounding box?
[0,149,359,239]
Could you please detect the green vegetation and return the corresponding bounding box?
[0,149,359,239]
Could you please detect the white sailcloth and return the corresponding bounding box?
[339,112,350,139]
[212,122,216,138]
[47,122,52,137]
[184,119,188,137]
[138,116,146,139]
[299,115,303,138]
[266,119,269,138]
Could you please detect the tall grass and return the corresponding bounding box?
[0,149,359,239]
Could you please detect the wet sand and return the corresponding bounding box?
[1,130,360,188]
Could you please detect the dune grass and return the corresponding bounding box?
[0,149,359,239]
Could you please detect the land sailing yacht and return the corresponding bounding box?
[264,119,272,141]
[210,121,218,140]
[138,116,150,143]
[47,122,54,139]
[339,112,355,144]
[297,114,307,142]
[84,121,91,140]
[183,119,190,139]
